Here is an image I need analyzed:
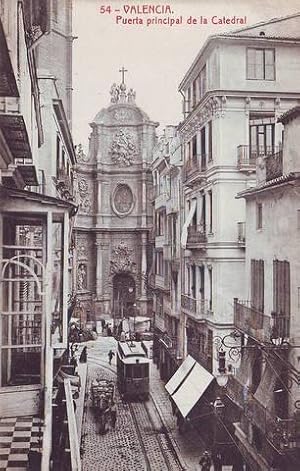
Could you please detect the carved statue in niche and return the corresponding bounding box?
[109,129,137,166]
[77,264,87,291]
[113,184,134,214]
[76,143,89,163]
[110,241,136,274]
[78,178,88,197]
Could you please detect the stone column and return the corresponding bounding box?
[140,232,148,300]
[95,238,108,298]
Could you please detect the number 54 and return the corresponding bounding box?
[99,5,112,14]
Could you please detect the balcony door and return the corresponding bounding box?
[249,116,275,159]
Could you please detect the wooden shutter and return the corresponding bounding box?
[251,259,264,312]
[273,260,290,336]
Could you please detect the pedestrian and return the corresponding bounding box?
[108,349,115,365]
[199,450,212,471]
[110,400,117,429]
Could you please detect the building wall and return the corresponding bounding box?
[245,187,300,342]
[219,42,300,93]
[36,0,73,122]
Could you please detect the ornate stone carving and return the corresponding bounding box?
[110,83,120,103]
[110,241,136,274]
[113,109,134,122]
[76,143,89,163]
[78,178,88,196]
[77,264,87,291]
[109,129,137,166]
[78,178,92,214]
[110,82,136,105]
[80,197,92,214]
[112,184,134,216]
[78,241,88,259]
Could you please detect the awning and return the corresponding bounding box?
[253,356,282,410]
[180,199,197,249]
[165,354,195,395]
[165,355,214,418]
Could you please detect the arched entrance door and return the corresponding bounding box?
[112,274,136,320]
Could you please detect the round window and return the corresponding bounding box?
[113,184,134,216]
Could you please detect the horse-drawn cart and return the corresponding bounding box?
[91,378,115,434]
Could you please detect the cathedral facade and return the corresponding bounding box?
[75,80,158,324]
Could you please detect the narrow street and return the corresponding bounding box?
[80,337,207,471]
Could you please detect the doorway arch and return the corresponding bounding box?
[112,274,136,320]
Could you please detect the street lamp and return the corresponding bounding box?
[215,349,229,388]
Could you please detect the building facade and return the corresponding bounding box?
[229,106,300,470]
[151,126,183,380]
[0,2,79,469]
[158,13,300,470]
[75,81,157,326]
[178,12,300,378]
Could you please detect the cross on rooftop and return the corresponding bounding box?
[119,66,128,84]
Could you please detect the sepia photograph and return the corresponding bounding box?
[1,0,300,469]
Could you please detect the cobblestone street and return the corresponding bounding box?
[81,361,146,471]
[80,337,211,471]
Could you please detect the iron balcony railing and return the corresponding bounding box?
[181,294,211,321]
[183,155,207,182]
[187,224,207,245]
[246,396,300,452]
[265,149,283,182]
[233,299,271,342]
[237,145,281,168]
[226,375,246,409]
[271,311,290,341]
[237,222,246,244]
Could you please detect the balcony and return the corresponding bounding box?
[181,294,211,321]
[233,299,271,342]
[182,155,206,185]
[237,145,281,173]
[226,375,245,409]
[271,311,290,341]
[154,189,167,210]
[155,274,170,292]
[265,149,283,182]
[246,396,300,452]
[148,273,155,289]
[166,194,179,214]
[187,224,207,246]
[237,222,246,245]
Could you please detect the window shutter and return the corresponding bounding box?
[259,260,264,313]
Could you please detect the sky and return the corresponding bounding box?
[72,0,300,149]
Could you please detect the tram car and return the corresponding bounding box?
[117,340,150,400]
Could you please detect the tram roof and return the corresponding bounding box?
[122,357,150,365]
[118,341,146,357]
